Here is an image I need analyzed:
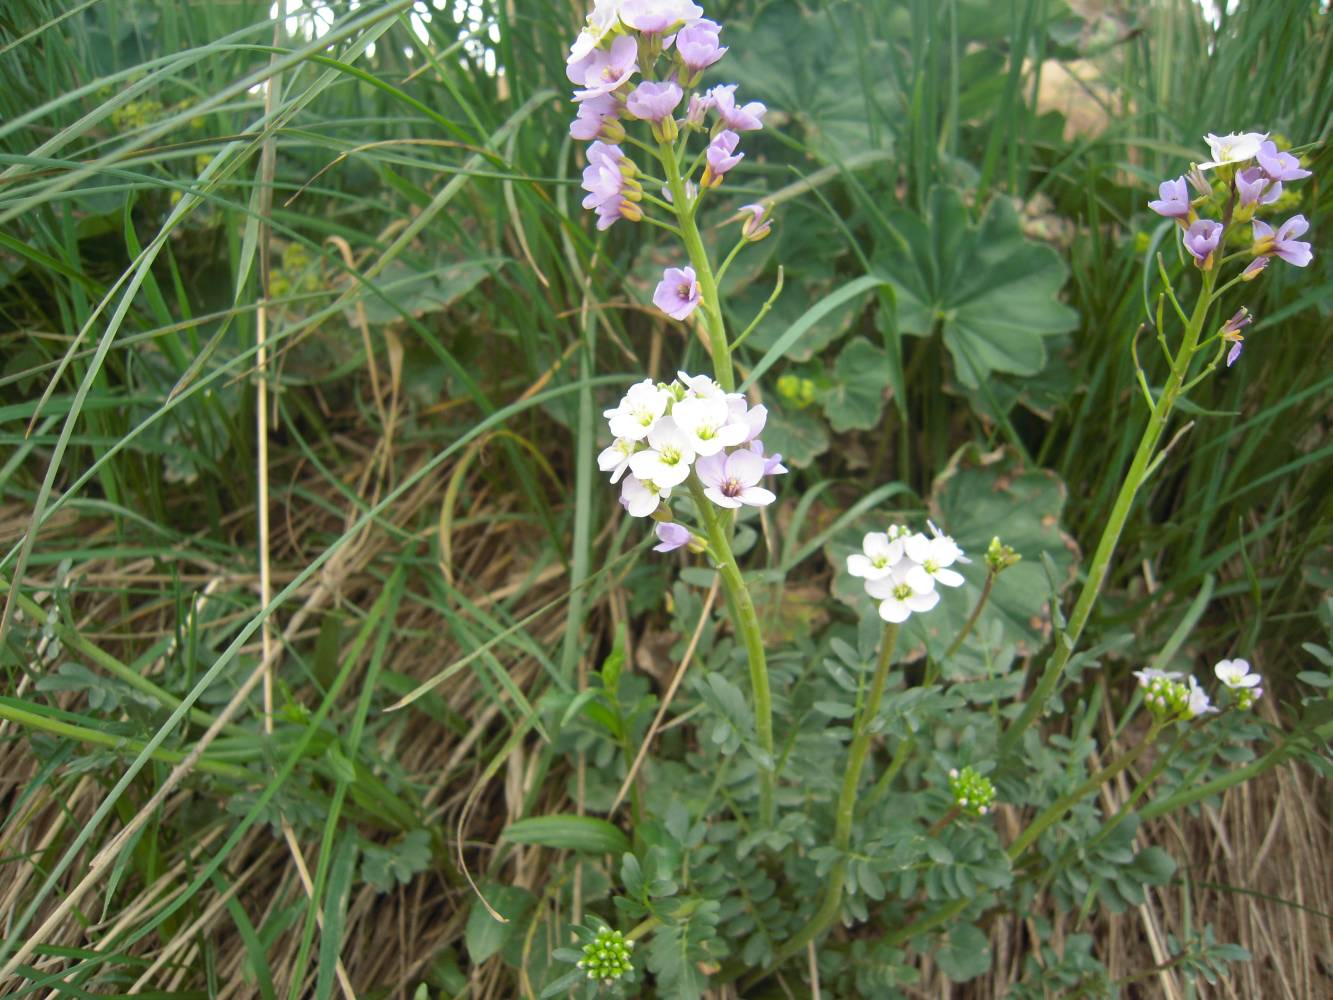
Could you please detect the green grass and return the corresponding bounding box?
[0,0,1329,996]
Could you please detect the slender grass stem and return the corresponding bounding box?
[1000,267,1218,757]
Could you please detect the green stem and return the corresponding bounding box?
[688,478,773,826]
[768,622,900,969]
[999,267,1218,757]
[943,570,996,661]
[1006,723,1162,860]
[660,138,732,390]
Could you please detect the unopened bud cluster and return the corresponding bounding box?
[577,927,634,984]
[985,536,1021,574]
[948,766,996,817]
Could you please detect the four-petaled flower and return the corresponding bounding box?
[1214,658,1261,690]
[573,34,640,100]
[597,436,637,483]
[1148,176,1191,218]
[695,449,776,508]
[708,84,765,131]
[604,378,669,440]
[620,0,703,33]
[1198,130,1267,170]
[865,568,941,623]
[1182,218,1222,266]
[847,531,905,581]
[1252,215,1313,267]
[703,130,743,186]
[1185,675,1218,719]
[671,395,749,455]
[619,474,670,517]
[1236,167,1280,208]
[627,416,696,487]
[1256,140,1311,182]
[674,18,726,77]
[653,265,702,320]
[626,79,683,124]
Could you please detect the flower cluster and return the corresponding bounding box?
[1135,657,1264,721]
[577,927,634,985]
[847,523,968,624]
[566,2,773,319]
[1148,131,1313,276]
[1215,658,1263,710]
[599,371,786,528]
[948,766,996,818]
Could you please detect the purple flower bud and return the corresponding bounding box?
[1227,340,1244,367]
[1240,256,1269,281]
[1253,215,1313,267]
[738,202,772,241]
[1221,307,1252,335]
[1148,176,1191,218]
[1182,218,1222,266]
[581,142,642,230]
[685,93,713,127]
[1236,167,1281,208]
[653,521,692,552]
[626,80,683,123]
[1186,165,1212,198]
[1256,140,1311,182]
[573,35,639,100]
[570,93,623,142]
[674,18,726,75]
[653,266,701,320]
[708,84,765,132]
[621,0,704,34]
[703,130,743,186]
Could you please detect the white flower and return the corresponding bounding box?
[627,415,695,488]
[676,370,727,399]
[604,378,670,441]
[1199,131,1268,170]
[1133,667,1183,688]
[903,532,966,590]
[1185,676,1218,719]
[597,437,637,483]
[865,566,940,623]
[670,395,749,456]
[847,531,905,581]
[619,474,669,518]
[1213,658,1262,690]
[567,0,626,69]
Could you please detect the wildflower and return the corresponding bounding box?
[685,92,712,127]
[708,84,765,131]
[1252,215,1313,267]
[676,370,726,399]
[1220,308,1251,368]
[847,531,905,581]
[597,437,637,483]
[748,439,787,476]
[739,401,767,441]
[1240,256,1269,281]
[1256,140,1311,182]
[581,141,642,230]
[1133,667,1184,688]
[626,80,683,141]
[948,766,997,818]
[566,0,627,78]
[1147,176,1191,219]
[702,130,743,186]
[864,567,940,623]
[570,92,624,142]
[1214,658,1262,691]
[737,203,772,241]
[619,0,703,34]
[604,377,670,441]
[573,34,639,100]
[1236,167,1280,208]
[653,265,702,320]
[903,531,967,590]
[695,449,776,509]
[1182,218,1222,267]
[670,395,749,455]
[653,521,692,552]
[577,926,634,985]
[619,474,670,517]
[627,416,696,488]
[1185,675,1218,719]
[673,18,726,79]
[1198,130,1267,170]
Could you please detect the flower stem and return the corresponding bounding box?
[659,137,733,391]
[768,622,900,968]
[943,570,996,661]
[687,478,774,826]
[999,267,1217,758]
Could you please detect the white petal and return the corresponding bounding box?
[878,597,912,623]
[904,565,936,595]
[738,485,776,507]
[704,486,742,509]
[847,553,876,578]
[934,567,965,588]
[906,589,940,613]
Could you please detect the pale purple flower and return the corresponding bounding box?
[1182,219,1222,264]
[749,440,787,476]
[737,203,772,241]
[703,130,743,184]
[740,402,767,442]
[708,84,765,131]
[620,0,703,34]
[566,0,625,81]
[620,474,670,518]
[1221,307,1251,368]
[653,266,701,320]
[581,141,641,230]
[1198,131,1267,170]
[695,449,776,509]
[626,80,683,124]
[573,35,639,100]
[1236,167,1280,208]
[1253,215,1313,267]
[1147,176,1191,218]
[653,521,692,552]
[570,93,623,142]
[1256,140,1311,182]
[673,18,726,75]
[685,93,712,127]
[1240,256,1269,281]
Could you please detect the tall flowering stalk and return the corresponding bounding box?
[1000,131,1315,757]
[568,0,781,822]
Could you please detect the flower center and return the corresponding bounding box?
[720,476,742,497]
[893,583,912,601]
[924,559,939,573]
[660,446,680,464]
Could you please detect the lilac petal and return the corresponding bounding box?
[693,451,726,489]
[653,522,691,552]
[737,484,776,507]
[724,448,767,487]
[1226,341,1243,367]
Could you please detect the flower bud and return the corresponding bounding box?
[947,766,996,818]
[984,536,1021,574]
